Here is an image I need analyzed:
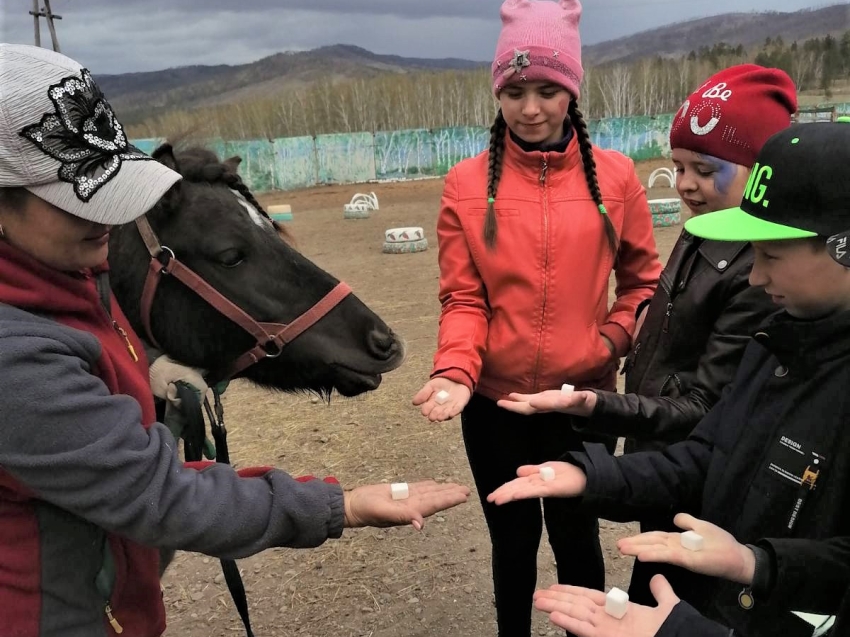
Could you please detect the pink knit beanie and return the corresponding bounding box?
[492,0,583,99]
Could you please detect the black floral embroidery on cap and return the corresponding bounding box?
[19,68,150,202]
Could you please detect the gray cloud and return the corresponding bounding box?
[1,0,837,74]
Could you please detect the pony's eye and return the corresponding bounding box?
[218,249,244,268]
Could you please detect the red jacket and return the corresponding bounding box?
[432,133,661,399]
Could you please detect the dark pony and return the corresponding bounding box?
[109,145,404,397]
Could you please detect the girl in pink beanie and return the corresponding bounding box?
[413,1,663,634]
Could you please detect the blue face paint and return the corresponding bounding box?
[697,153,739,195]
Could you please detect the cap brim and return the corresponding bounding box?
[684,206,817,242]
[25,158,181,226]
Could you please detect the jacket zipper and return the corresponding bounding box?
[105,602,124,633]
[621,341,641,376]
[658,373,682,396]
[112,322,139,362]
[94,272,139,362]
[661,302,673,333]
[532,157,550,391]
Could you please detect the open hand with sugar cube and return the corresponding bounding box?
[496,385,598,417]
[487,461,587,505]
[412,377,471,422]
[342,480,471,531]
[617,513,757,585]
[533,575,680,636]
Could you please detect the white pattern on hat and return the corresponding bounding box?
[0,44,180,225]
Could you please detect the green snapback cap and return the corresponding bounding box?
[685,121,850,262]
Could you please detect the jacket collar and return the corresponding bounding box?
[503,125,581,176]
[754,309,850,372]
[697,236,750,273]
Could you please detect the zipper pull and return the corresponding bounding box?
[105,602,124,634]
[113,322,139,362]
[662,302,673,333]
[540,158,548,184]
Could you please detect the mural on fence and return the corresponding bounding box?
[131,102,850,194]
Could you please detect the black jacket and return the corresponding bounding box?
[584,231,776,451]
[568,310,850,636]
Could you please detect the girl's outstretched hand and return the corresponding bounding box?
[487,461,587,505]
[412,378,471,422]
[497,389,597,417]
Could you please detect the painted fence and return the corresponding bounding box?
[132,102,850,194]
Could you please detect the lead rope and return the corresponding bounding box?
[197,389,254,637]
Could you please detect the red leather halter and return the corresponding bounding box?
[134,216,352,383]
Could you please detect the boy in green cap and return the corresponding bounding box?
[488,121,850,637]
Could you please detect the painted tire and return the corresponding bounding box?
[382,238,429,254]
[648,198,681,215]
[652,211,681,227]
[344,208,371,219]
[385,226,425,242]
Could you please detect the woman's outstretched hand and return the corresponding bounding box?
[343,480,470,530]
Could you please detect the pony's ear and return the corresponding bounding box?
[223,155,242,172]
[150,144,182,212]
[152,143,180,172]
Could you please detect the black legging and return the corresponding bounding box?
[461,393,615,637]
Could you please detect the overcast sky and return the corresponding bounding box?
[2,0,841,75]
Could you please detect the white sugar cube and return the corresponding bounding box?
[680,530,704,551]
[561,383,574,394]
[539,466,556,481]
[435,390,450,405]
[390,482,409,500]
[605,587,629,619]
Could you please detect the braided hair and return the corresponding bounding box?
[484,110,508,248]
[483,102,619,261]
[568,100,619,260]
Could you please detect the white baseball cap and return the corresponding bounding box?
[0,44,180,224]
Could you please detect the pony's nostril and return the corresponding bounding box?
[367,328,396,359]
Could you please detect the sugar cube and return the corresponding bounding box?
[539,466,556,481]
[561,383,574,394]
[390,482,409,500]
[435,390,450,405]
[680,530,704,551]
[605,587,629,619]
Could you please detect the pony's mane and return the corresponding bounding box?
[171,146,292,242]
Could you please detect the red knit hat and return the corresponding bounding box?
[669,64,798,167]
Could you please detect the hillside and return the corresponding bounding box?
[583,3,849,65]
[99,5,849,125]
[97,44,487,124]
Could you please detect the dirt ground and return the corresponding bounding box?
[161,158,684,637]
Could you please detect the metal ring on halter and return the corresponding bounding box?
[263,340,284,359]
[157,246,176,271]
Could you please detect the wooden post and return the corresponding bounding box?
[30,0,41,47]
[43,0,61,53]
[28,2,63,52]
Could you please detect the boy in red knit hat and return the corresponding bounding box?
[498,64,798,605]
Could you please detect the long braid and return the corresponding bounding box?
[484,110,508,249]
[568,100,619,262]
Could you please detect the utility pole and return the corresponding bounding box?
[29,0,62,53]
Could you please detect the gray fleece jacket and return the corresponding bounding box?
[0,302,344,637]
